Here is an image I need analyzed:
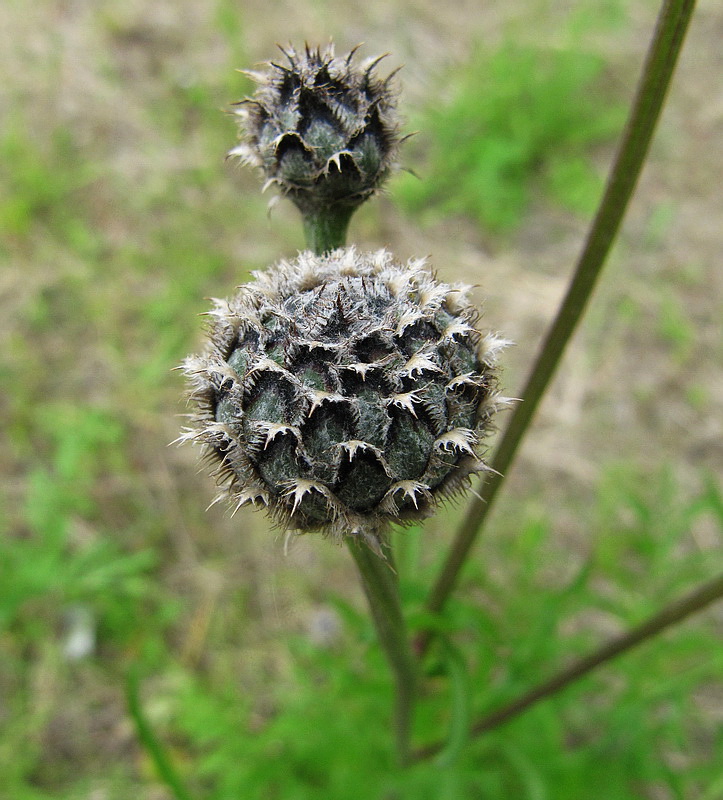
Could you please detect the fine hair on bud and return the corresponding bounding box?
[181,247,507,548]
[229,43,401,216]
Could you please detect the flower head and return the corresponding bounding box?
[182,248,506,547]
[229,44,401,216]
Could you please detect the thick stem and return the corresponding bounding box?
[412,572,723,762]
[420,0,697,646]
[301,204,354,254]
[347,538,417,766]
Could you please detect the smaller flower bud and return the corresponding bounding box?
[229,43,401,219]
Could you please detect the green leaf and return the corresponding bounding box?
[434,634,472,768]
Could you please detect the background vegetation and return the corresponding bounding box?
[0,0,720,798]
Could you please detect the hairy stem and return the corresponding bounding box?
[412,572,723,762]
[420,0,697,646]
[347,538,417,765]
[301,204,354,254]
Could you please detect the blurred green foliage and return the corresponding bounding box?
[162,469,721,799]
[0,124,98,252]
[2,405,154,633]
[5,455,719,799]
[395,42,625,231]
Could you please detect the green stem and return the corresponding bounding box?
[301,204,354,254]
[412,572,723,762]
[420,0,697,646]
[347,538,417,766]
[126,668,195,800]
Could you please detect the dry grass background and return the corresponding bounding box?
[0,0,721,796]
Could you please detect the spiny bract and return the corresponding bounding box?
[229,43,400,213]
[182,248,506,546]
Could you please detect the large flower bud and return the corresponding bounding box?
[229,44,401,220]
[181,248,507,548]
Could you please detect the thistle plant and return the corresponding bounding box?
[182,44,507,762]
[148,5,723,788]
